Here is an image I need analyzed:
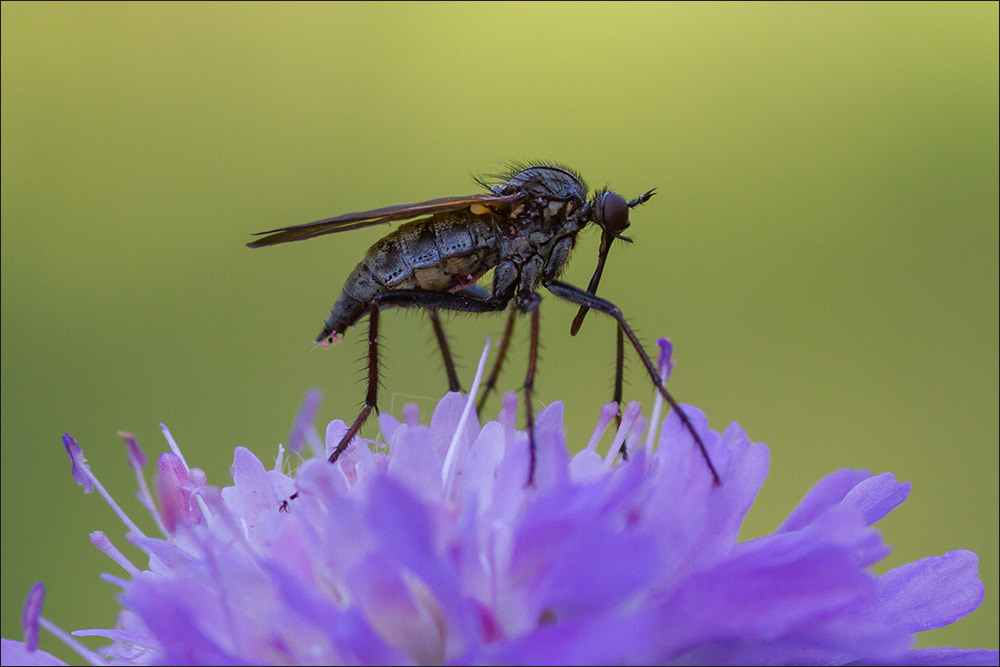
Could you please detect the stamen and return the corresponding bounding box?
[500,391,519,449]
[645,338,674,454]
[63,435,147,540]
[625,415,648,462]
[38,616,107,665]
[403,402,421,427]
[89,531,141,577]
[288,389,322,455]
[119,432,167,536]
[120,432,146,468]
[604,401,641,466]
[21,582,107,665]
[98,573,130,590]
[155,452,203,532]
[443,336,490,494]
[657,338,675,381]
[274,443,286,473]
[159,424,189,471]
[586,402,619,452]
[63,434,93,492]
[21,582,43,651]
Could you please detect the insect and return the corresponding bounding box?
[248,162,720,485]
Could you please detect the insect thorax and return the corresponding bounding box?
[493,164,589,203]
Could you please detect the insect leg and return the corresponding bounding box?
[330,289,511,464]
[428,309,462,392]
[569,191,652,336]
[570,229,613,336]
[523,307,541,485]
[328,285,557,481]
[370,289,509,314]
[475,306,518,414]
[613,324,627,459]
[614,323,625,410]
[329,305,381,464]
[544,279,721,485]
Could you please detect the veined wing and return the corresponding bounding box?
[247,192,523,248]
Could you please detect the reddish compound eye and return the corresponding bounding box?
[598,191,630,235]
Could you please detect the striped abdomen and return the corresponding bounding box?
[317,211,500,342]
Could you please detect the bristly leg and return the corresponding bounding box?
[476,307,518,415]
[329,306,381,463]
[545,279,721,485]
[429,308,461,392]
[522,308,541,485]
[614,324,627,460]
[330,287,510,464]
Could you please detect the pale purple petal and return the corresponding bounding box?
[890,647,1000,666]
[0,639,66,666]
[287,388,321,454]
[221,446,281,519]
[429,391,474,460]
[347,554,447,664]
[840,471,911,527]
[779,468,874,532]
[866,549,986,633]
[386,423,445,502]
[154,452,202,532]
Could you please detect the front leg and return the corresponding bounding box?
[544,279,721,485]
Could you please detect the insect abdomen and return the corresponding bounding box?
[316,212,499,343]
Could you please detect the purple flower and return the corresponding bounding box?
[3,342,996,666]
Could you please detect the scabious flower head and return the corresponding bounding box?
[3,341,997,666]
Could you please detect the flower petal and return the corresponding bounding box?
[841,471,911,527]
[866,549,986,633]
[778,468,873,532]
[20,377,995,666]
[222,446,280,520]
[891,647,1000,666]
[155,452,202,532]
[0,639,66,666]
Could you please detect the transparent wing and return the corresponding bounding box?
[247,192,523,248]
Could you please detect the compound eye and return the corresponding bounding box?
[599,192,630,235]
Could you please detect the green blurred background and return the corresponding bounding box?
[3,2,996,661]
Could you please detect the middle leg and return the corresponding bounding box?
[476,306,518,415]
[428,308,461,393]
[522,307,541,485]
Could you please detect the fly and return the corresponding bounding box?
[248,162,720,485]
